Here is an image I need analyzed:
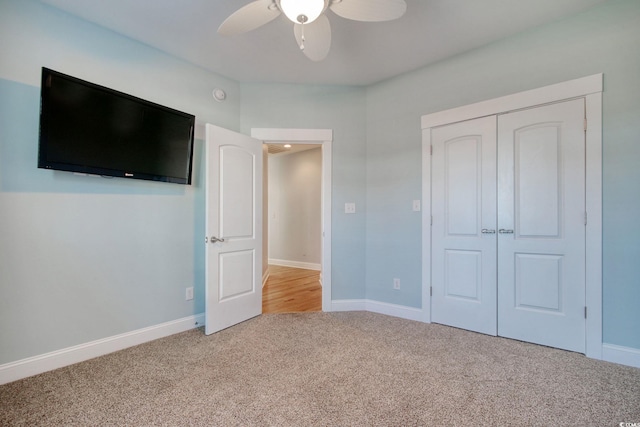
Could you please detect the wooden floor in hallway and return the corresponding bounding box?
[263,265,322,313]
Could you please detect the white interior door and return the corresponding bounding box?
[205,124,263,335]
[497,99,586,352]
[431,116,498,335]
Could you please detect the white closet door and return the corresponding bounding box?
[431,116,498,335]
[497,99,586,353]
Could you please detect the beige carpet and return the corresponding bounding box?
[1,312,639,426]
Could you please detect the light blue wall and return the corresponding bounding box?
[365,0,640,349]
[0,0,240,364]
[240,84,367,300]
[1,0,638,367]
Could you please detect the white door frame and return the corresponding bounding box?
[251,128,333,312]
[421,74,603,359]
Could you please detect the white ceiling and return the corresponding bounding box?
[38,0,609,86]
[268,143,321,156]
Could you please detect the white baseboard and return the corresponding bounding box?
[269,258,321,271]
[331,299,367,311]
[365,300,426,322]
[330,299,425,322]
[0,313,205,385]
[602,343,640,368]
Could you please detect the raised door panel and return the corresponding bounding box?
[220,146,255,239]
[515,253,562,312]
[219,250,255,301]
[444,249,481,301]
[515,125,561,238]
[445,137,481,236]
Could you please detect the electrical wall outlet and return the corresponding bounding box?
[393,278,401,290]
[185,287,194,301]
[345,203,356,214]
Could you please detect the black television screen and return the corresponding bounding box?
[38,67,195,185]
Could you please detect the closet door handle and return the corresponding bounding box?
[481,229,496,234]
[210,236,225,243]
[498,229,514,234]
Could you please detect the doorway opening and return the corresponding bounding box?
[264,143,322,313]
[251,128,333,313]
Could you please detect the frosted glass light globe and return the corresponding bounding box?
[280,0,324,24]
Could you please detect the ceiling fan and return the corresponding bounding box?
[218,0,407,61]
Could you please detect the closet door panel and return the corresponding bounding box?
[497,98,586,353]
[431,116,497,336]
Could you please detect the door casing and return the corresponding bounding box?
[421,74,603,359]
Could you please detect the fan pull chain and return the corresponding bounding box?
[296,13,308,52]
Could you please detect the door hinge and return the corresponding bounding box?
[430,286,433,297]
[584,306,588,319]
[431,216,433,226]
[584,211,588,226]
[584,118,587,132]
[430,145,433,155]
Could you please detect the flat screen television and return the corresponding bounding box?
[38,67,195,185]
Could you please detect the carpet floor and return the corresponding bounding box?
[1,312,639,426]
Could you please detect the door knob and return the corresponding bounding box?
[498,229,514,234]
[210,236,225,243]
[481,229,496,234]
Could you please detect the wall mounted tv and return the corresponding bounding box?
[38,67,195,185]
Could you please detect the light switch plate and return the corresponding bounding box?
[412,200,421,212]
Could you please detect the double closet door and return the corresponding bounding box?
[431,99,586,353]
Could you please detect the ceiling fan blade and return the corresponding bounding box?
[218,0,281,36]
[294,14,331,62]
[329,0,406,22]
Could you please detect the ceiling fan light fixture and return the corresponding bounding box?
[220,0,405,62]
[279,0,324,24]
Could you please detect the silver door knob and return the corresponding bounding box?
[210,236,225,243]
[498,229,514,234]
[481,229,496,234]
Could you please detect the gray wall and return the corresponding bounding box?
[268,148,322,267]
